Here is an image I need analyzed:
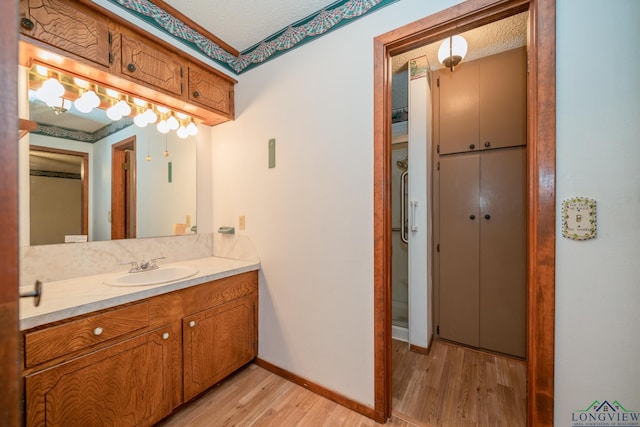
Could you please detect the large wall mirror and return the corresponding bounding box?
[20,64,198,246]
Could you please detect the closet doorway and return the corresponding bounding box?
[373,0,556,425]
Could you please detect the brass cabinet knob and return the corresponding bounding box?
[127,63,137,72]
[93,327,104,336]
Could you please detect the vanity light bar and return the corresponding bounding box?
[28,64,201,136]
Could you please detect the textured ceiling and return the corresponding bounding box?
[164,0,339,52]
[392,11,528,74]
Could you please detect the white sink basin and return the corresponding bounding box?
[104,265,199,287]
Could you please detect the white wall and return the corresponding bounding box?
[213,0,640,417]
[212,0,458,407]
[555,0,640,424]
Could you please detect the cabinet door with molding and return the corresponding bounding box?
[120,33,183,96]
[183,294,257,402]
[25,323,181,427]
[19,0,111,68]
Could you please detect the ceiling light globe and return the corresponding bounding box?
[117,100,131,116]
[438,35,468,69]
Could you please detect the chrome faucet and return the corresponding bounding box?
[121,257,165,273]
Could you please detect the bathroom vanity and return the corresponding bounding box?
[20,258,259,426]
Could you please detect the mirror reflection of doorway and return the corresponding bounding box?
[111,136,136,240]
[29,146,88,245]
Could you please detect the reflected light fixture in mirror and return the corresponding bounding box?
[438,35,468,71]
[29,64,200,137]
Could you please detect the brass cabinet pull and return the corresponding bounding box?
[484,141,491,148]
[192,90,200,98]
[469,144,475,150]
[127,63,137,72]
[162,332,170,340]
[189,320,196,328]
[470,214,476,220]
[93,327,104,336]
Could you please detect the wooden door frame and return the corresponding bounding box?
[0,0,20,423]
[30,145,90,237]
[373,0,555,425]
[111,136,137,240]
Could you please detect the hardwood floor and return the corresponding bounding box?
[159,340,525,426]
[392,339,526,426]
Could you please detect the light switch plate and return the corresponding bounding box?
[562,197,597,240]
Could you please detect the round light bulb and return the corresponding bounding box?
[74,97,92,113]
[37,78,65,103]
[116,100,131,116]
[186,121,198,136]
[143,108,157,124]
[106,104,123,121]
[156,120,169,134]
[134,113,148,127]
[83,90,100,109]
[166,115,179,130]
[177,125,188,139]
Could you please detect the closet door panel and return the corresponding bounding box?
[479,147,526,357]
[438,63,479,155]
[479,48,527,150]
[438,153,480,347]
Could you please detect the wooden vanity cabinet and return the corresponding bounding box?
[22,271,258,426]
[19,0,112,69]
[183,294,257,401]
[25,322,182,427]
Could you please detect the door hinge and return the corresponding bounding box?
[109,52,113,65]
[436,145,440,154]
[108,31,112,45]
[437,77,440,87]
[122,162,129,171]
[437,161,440,171]
[437,243,440,252]
[437,325,440,335]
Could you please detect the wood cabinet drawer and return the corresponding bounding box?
[24,303,150,368]
[187,65,233,117]
[20,0,111,68]
[120,34,182,95]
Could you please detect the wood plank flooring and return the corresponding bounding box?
[392,339,526,426]
[159,340,525,426]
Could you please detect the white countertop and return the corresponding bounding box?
[19,256,260,331]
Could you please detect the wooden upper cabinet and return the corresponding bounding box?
[437,47,526,155]
[120,33,183,96]
[188,65,234,118]
[183,294,257,402]
[19,0,112,68]
[25,323,181,427]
